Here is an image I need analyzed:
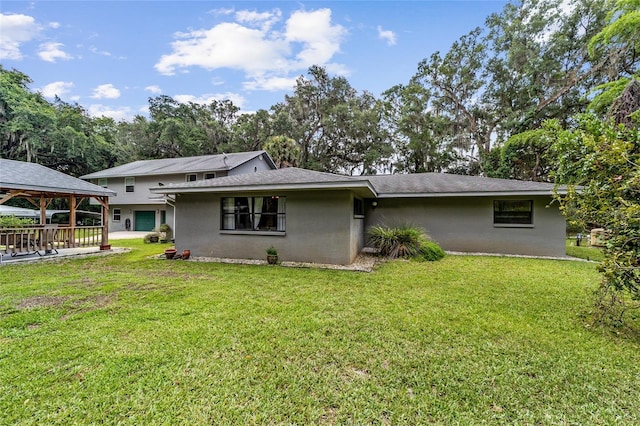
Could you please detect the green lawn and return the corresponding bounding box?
[1,240,639,424]
[566,238,606,262]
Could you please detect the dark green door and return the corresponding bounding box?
[135,211,155,231]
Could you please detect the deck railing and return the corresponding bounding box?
[0,225,105,256]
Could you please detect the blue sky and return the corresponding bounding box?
[1,1,507,121]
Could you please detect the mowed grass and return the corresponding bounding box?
[566,239,606,262]
[1,240,639,424]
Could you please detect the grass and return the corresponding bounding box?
[1,240,639,424]
[566,238,606,262]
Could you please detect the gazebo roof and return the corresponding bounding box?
[0,159,115,198]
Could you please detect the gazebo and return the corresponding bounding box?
[0,159,116,256]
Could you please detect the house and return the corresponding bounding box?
[150,167,567,265]
[81,151,276,232]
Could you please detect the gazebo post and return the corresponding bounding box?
[39,195,47,225]
[69,194,77,247]
[98,196,110,250]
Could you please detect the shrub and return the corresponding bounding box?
[158,223,172,240]
[420,240,446,261]
[143,232,160,243]
[0,215,35,228]
[366,224,419,258]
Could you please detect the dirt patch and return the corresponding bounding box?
[59,294,118,320]
[16,295,70,310]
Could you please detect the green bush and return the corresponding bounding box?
[0,215,35,227]
[420,240,446,261]
[368,223,444,261]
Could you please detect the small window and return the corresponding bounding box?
[354,198,364,217]
[494,200,533,225]
[98,178,108,187]
[186,174,197,182]
[113,208,121,222]
[125,177,135,193]
[204,172,216,180]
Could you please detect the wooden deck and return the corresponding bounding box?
[0,225,105,256]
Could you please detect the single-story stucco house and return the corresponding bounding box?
[150,168,567,265]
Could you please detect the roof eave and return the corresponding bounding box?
[1,183,116,197]
[376,190,558,198]
[151,181,377,197]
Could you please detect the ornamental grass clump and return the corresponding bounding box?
[368,223,444,261]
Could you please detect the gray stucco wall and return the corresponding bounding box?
[175,190,362,265]
[364,196,566,257]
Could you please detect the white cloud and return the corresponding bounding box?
[243,75,297,92]
[155,7,347,91]
[235,9,281,31]
[40,81,74,98]
[0,13,42,60]
[38,42,73,62]
[174,92,246,108]
[155,22,290,76]
[88,104,132,121]
[48,22,60,29]
[91,84,121,99]
[145,85,162,95]
[377,26,397,46]
[90,46,112,57]
[208,7,235,17]
[285,9,346,68]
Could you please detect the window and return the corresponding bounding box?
[125,177,135,193]
[494,200,533,225]
[204,172,216,180]
[221,196,286,232]
[353,197,364,217]
[186,173,197,182]
[113,208,121,222]
[98,178,108,187]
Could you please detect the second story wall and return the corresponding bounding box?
[229,155,274,175]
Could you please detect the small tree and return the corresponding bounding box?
[263,135,301,168]
[552,113,640,326]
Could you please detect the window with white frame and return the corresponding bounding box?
[113,208,121,222]
[125,177,135,192]
[204,172,216,179]
[221,196,286,232]
[186,173,197,182]
[98,178,108,187]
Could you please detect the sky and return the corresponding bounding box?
[1,1,508,121]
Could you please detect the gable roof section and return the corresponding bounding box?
[0,159,115,197]
[80,151,275,179]
[151,167,377,197]
[358,173,559,197]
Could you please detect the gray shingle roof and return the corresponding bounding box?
[151,168,559,198]
[80,151,274,179]
[152,167,376,196]
[0,159,116,196]
[358,173,558,197]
